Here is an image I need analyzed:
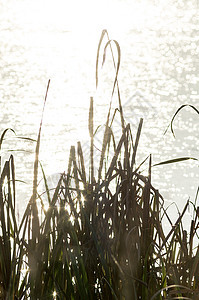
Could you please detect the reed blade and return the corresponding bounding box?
[30,79,50,243]
[131,118,143,170]
[0,128,15,151]
[89,97,94,185]
[153,156,198,167]
[165,104,199,137]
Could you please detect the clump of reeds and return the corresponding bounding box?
[0,30,198,299]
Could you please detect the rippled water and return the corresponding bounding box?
[0,0,198,219]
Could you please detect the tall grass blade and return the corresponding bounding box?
[0,128,16,151]
[28,79,50,298]
[96,29,108,88]
[30,79,50,242]
[105,123,130,180]
[89,97,94,185]
[153,157,198,167]
[150,285,193,300]
[165,104,199,137]
[160,200,190,252]
[131,118,143,171]
[77,141,86,184]
[102,39,121,98]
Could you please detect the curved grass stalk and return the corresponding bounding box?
[165,104,199,137]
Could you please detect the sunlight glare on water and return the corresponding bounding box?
[0,0,198,220]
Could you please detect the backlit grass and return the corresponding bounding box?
[0,30,198,300]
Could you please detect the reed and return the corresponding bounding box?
[0,30,198,299]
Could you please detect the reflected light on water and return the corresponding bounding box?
[4,0,165,34]
[22,0,150,31]
[0,0,198,219]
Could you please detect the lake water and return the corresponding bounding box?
[0,0,198,222]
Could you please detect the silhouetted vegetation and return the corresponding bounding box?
[0,30,198,299]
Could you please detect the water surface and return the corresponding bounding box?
[0,0,198,221]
